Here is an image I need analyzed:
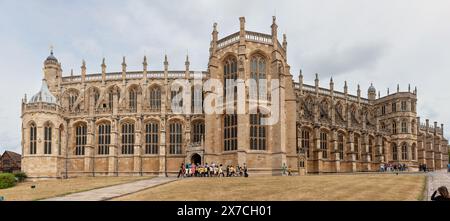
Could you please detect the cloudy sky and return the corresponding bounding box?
[1,0,449,154]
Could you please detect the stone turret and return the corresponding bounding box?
[368,83,376,101]
[43,49,62,96]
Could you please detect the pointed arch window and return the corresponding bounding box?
[250,112,267,150]
[145,122,159,154]
[68,93,78,112]
[44,124,52,155]
[401,143,408,160]
[129,88,138,112]
[250,55,267,100]
[301,129,311,158]
[191,85,203,114]
[224,57,238,104]
[169,122,183,154]
[75,124,87,155]
[98,123,111,155]
[121,122,135,155]
[30,123,37,155]
[171,87,183,113]
[401,120,408,133]
[320,132,328,159]
[224,114,237,151]
[149,86,161,112]
[192,121,205,144]
[392,143,398,161]
[338,133,344,160]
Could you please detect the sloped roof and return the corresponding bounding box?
[29,79,58,104]
[2,150,22,163]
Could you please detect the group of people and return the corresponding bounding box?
[177,162,248,178]
[379,163,408,172]
[419,163,429,172]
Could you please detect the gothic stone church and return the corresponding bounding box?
[21,17,449,178]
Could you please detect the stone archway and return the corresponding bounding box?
[191,153,202,165]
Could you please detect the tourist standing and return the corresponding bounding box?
[243,163,248,177]
[219,164,225,177]
[177,163,185,178]
[282,163,287,176]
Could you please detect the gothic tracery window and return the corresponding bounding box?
[169,122,183,154]
[44,123,52,155]
[301,129,311,158]
[250,112,267,150]
[129,88,138,112]
[121,122,135,155]
[250,55,267,100]
[192,121,205,144]
[320,132,328,159]
[401,143,408,160]
[98,123,111,155]
[338,133,344,160]
[392,143,398,161]
[30,123,37,155]
[224,114,237,151]
[145,122,159,154]
[150,86,161,112]
[224,57,238,105]
[75,124,87,156]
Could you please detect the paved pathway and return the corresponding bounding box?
[425,170,450,201]
[42,177,177,201]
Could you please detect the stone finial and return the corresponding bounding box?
[408,84,411,92]
[143,55,148,66]
[239,17,245,31]
[314,73,319,87]
[344,81,348,94]
[397,84,400,92]
[271,16,278,38]
[378,91,380,98]
[164,54,169,71]
[82,59,86,69]
[414,86,417,95]
[70,69,74,76]
[329,77,334,91]
[387,88,390,95]
[357,84,361,97]
[213,22,217,32]
[122,56,127,67]
[101,58,106,67]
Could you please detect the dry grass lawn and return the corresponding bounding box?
[0,176,149,201]
[115,174,426,201]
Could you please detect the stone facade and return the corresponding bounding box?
[21,17,449,178]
